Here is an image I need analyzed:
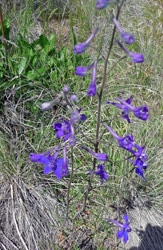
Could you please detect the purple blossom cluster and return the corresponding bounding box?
[30,89,87,180]
[103,123,148,181]
[30,144,69,180]
[29,0,150,244]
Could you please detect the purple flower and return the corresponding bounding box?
[115,97,149,120]
[117,40,144,63]
[30,145,68,180]
[70,94,78,103]
[53,110,86,146]
[82,147,108,161]
[113,18,134,45]
[30,153,47,163]
[103,124,148,180]
[96,0,112,9]
[105,96,133,123]
[70,108,87,124]
[103,123,134,151]
[110,214,131,243]
[130,146,148,181]
[129,143,145,158]
[94,164,109,183]
[53,119,72,142]
[75,62,94,76]
[73,27,98,54]
[132,158,147,181]
[105,96,149,122]
[87,60,98,96]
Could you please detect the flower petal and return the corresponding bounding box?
[117,230,124,239]
[117,40,144,63]
[30,153,49,164]
[87,60,98,97]
[123,231,129,243]
[43,164,52,174]
[73,28,98,54]
[96,0,111,9]
[54,158,69,180]
[123,214,128,222]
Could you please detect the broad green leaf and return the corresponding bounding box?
[27,67,46,79]
[18,58,27,74]
[39,34,49,48]
[40,50,47,62]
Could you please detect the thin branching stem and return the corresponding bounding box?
[66,146,74,219]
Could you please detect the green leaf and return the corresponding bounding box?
[3,19,10,40]
[27,67,46,79]
[18,58,27,74]
[17,34,31,48]
[70,14,77,46]
[49,33,55,51]
[39,34,49,48]
[31,55,38,67]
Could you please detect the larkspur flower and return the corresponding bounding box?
[105,96,133,123]
[104,123,148,180]
[75,62,94,76]
[70,108,87,124]
[103,123,134,151]
[53,109,86,146]
[129,143,145,158]
[131,157,147,181]
[73,27,98,54]
[110,214,131,243]
[113,18,134,45]
[87,60,98,96]
[94,164,109,183]
[53,119,71,142]
[130,145,148,181]
[115,97,149,121]
[96,0,113,9]
[30,145,68,180]
[105,96,149,122]
[82,147,108,161]
[117,40,144,63]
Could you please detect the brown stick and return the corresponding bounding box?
[0,7,10,75]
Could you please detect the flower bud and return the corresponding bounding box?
[62,85,70,93]
[40,100,55,111]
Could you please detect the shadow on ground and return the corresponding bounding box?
[130,224,163,250]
